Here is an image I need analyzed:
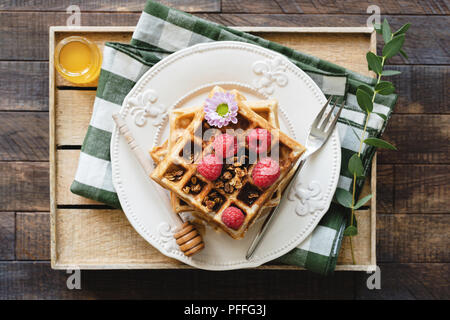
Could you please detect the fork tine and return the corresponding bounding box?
[326,102,344,135]
[319,98,338,131]
[311,95,333,129]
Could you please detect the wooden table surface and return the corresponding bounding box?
[0,0,448,300]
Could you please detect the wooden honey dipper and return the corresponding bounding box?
[112,113,204,257]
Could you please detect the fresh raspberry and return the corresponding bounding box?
[247,128,272,155]
[213,133,237,158]
[197,154,223,181]
[251,157,280,188]
[221,206,245,230]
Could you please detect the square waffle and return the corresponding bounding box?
[150,91,283,213]
[150,86,306,239]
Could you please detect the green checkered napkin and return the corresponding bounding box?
[71,0,397,275]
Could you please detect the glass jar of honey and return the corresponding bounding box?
[54,36,102,84]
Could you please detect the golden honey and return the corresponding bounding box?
[54,36,102,84]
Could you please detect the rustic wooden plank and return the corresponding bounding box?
[0,262,85,299]
[0,12,141,60]
[0,0,221,12]
[379,115,450,164]
[16,212,50,261]
[0,162,49,212]
[377,214,450,263]
[56,90,94,146]
[377,165,394,214]
[56,150,102,205]
[223,0,283,13]
[52,206,374,269]
[223,0,450,14]
[0,212,15,260]
[386,65,449,114]
[0,261,355,299]
[86,268,354,299]
[256,32,373,75]
[2,12,448,65]
[197,14,449,65]
[155,0,221,12]
[1,0,446,14]
[0,62,48,111]
[357,175,373,205]
[53,209,182,267]
[395,165,449,214]
[337,210,372,265]
[338,157,376,268]
[0,112,48,161]
[355,263,450,300]
[2,261,448,299]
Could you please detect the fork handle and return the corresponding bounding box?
[245,158,306,260]
[112,113,153,176]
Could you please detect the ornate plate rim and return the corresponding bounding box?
[111,41,341,270]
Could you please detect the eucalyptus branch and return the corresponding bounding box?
[335,19,409,264]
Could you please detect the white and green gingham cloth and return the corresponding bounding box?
[71,0,397,275]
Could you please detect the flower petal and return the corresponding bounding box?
[203,91,240,128]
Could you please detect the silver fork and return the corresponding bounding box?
[246,95,343,260]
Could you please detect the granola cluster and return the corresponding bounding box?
[214,154,249,194]
[203,190,224,211]
[164,167,185,181]
[182,176,203,195]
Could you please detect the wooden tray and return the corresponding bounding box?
[49,26,377,271]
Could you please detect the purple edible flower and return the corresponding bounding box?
[204,92,238,128]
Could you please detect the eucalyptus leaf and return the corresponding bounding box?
[358,84,374,97]
[382,34,405,59]
[378,86,395,95]
[374,112,387,120]
[375,81,393,90]
[353,194,373,210]
[382,19,392,44]
[356,88,373,113]
[366,52,382,74]
[375,81,395,95]
[382,70,402,76]
[344,225,358,237]
[394,23,410,36]
[364,137,397,150]
[335,188,353,208]
[348,153,365,178]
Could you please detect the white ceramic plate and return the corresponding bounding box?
[111,41,341,270]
